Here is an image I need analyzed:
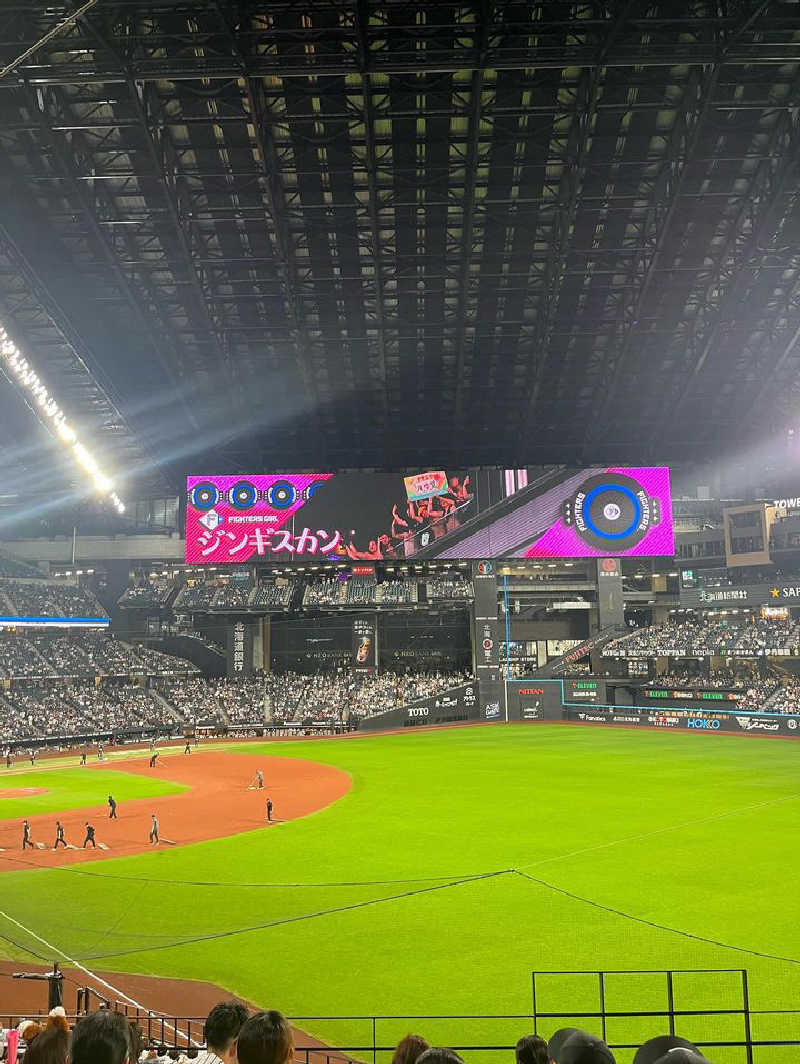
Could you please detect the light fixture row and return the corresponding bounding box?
[0,323,125,513]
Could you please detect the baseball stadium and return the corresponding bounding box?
[1,6,800,1064]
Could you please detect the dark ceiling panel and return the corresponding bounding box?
[0,1,798,484]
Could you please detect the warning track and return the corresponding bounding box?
[0,751,351,870]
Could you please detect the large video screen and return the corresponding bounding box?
[185,467,674,564]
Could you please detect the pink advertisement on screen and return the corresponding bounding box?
[184,467,674,563]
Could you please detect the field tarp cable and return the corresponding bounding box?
[512,869,800,968]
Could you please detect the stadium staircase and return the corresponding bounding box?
[150,689,185,726]
[533,624,624,678]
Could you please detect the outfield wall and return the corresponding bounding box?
[360,678,800,737]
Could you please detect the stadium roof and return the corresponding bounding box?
[1,1,800,499]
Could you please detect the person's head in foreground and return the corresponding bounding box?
[392,1034,430,1064]
[25,1015,70,1064]
[70,1010,131,1064]
[205,1001,251,1063]
[516,1034,553,1064]
[633,1035,712,1064]
[548,1028,615,1064]
[235,1011,293,1064]
[415,1049,464,1064]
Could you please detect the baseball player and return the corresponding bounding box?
[256,769,264,790]
[149,751,159,769]
[149,814,159,845]
[82,822,96,848]
[108,795,118,820]
[53,821,67,849]
[266,797,273,823]
[22,819,33,850]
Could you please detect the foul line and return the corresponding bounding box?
[512,870,800,968]
[0,907,201,1043]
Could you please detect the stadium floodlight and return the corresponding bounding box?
[0,321,126,513]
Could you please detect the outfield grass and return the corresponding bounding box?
[0,767,186,819]
[1,725,800,1063]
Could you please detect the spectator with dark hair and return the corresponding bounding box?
[70,1009,131,1064]
[235,1011,293,1064]
[633,1035,711,1064]
[391,1034,430,1064]
[516,1035,552,1064]
[548,1028,615,1064]
[415,1051,464,1064]
[198,1002,251,1064]
[24,1015,69,1064]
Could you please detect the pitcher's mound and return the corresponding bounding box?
[0,788,49,799]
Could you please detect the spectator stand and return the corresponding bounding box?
[0,579,108,620]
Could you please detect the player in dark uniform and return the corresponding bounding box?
[184,739,191,755]
[53,821,66,849]
[97,743,104,761]
[266,798,273,822]
[80,747,87,765]
[149,814,159,845]
[149,751,159,769]
[29,749,36,766]
[108,795,118,819]
[82,822,96,848]
[22,819,33,849]
[5,751,12,769]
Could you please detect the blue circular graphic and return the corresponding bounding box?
[229,481,258,510]
[190,482,218,510]
[582,483,641,540]
[267,481,297,509]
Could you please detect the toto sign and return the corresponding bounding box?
[407,706,429,719]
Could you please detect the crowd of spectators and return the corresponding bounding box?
[0,634,197,679]
[345,580,377,606]
[427,575,473,601]
[160,668,471,725]
[251,581,293,609]
[302,576,343,607]
[118,581,174,608]
[2,580,107,619]
[607,618,800,657]
[0,682,176,742]
[766,681,800,715]
[378,579,418,604]
[174,583,217,611]
[2,1000,720,1064]
[646,666,763,690]
[211,583,252,609]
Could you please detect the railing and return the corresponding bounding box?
[532,968,800,1062]
[4,970,799,1063]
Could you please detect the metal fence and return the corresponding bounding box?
[3,970,799,1064]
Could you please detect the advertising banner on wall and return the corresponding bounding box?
[680,581,800,609]
[565,706,800,735]
[352,617,376,672]
[227,619,254,679]
[185,466,674,564]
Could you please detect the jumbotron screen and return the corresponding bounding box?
[185,467,674,564]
